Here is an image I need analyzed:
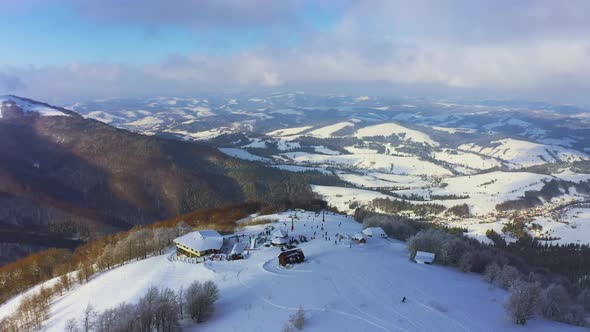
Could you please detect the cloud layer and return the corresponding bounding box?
[2,0,590,103]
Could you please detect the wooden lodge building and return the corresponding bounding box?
[278,248,305,266]
[174,230,224,257]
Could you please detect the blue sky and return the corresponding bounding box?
[0,6,196,65]
[1,0,589,104]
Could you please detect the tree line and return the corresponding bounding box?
[370,197,447,216]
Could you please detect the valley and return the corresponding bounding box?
[68,93,590,247]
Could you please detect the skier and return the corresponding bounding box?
[401,297,406,303]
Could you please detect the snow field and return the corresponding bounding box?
[1,211,580,332]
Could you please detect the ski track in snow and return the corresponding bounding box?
[236,267,394,332]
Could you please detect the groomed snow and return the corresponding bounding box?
[3,211,577,332]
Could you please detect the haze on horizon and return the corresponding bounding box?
[1,0,589,105]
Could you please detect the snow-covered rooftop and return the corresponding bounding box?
[174,230,223,252]
[230,242,248,256]
[415,251,435,264]
[271,229,287,238]
[362,227,387,237]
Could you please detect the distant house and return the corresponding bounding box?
[414,251,435,264]
[278,248,305,266]
[230,242,248,260]
[352,232,366,244]
[174,230,224,257]
[362,227,387,238]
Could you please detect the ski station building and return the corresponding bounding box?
[174,230,224,257]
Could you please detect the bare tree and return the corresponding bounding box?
[138,286,159,331]
[505,280,540,325]
[98,244,116,270]
[496,265,520,289]
[64,318,80,332]
[111,303,138,332]
[177,286,185,319]
[59,274,72,292]
[539,284,585,325]
[81,304,97,332]
[483,263,501,283]
[185,280,219,323]
[289,306,306,330]
[154,287,180,332]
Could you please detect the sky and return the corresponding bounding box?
[1,0,590,104]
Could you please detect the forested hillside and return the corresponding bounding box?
[0,97,340,264]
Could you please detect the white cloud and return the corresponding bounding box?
[3,1,590,104]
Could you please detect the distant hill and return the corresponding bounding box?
[0,96,337,265]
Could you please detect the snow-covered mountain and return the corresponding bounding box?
[1,95,76,118]
[63,93,590,246]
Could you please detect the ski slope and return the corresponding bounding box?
[0,211,579,332]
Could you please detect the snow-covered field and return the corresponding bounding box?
[0,211,580,332]
[355,123,439,147]
[431,149,502,171]
[459,139,587,168]
[280,152,452,177]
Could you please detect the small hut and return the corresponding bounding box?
[414,251,435,264]
[362,227,387,238]
[352,232,366,244]
[278,248,305,266]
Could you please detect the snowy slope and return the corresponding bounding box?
[219,148,271,162]
[0,95,71,118]
[355,123,439,147]
[84,111,126,124]
[431,149,502,171]
[280,152,452,176]
[305,122,354,138]
[459,139,587,168]
[1,211,580,332]
[266,126,312,137]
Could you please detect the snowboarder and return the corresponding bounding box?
[401,297,406,303]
